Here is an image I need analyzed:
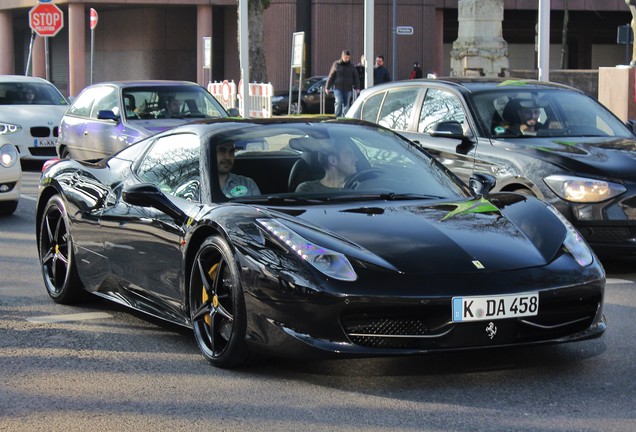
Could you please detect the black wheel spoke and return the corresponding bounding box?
[191,302,211,323]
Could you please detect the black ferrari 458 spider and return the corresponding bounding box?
[36,118,606,368]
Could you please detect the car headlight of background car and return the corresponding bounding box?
[271,96,284,103]
[544,175,626,203]
[258,218,358,281]
[0,122,21,135]
[545,204,594,266]
[0,143,18,168]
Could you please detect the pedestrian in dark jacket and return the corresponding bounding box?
[326,50,360,116]
[410,62,423,79]
[373,55,391,85]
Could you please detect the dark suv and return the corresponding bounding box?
[347,78,636,257]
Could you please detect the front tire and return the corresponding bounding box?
[39,195,84,303]
[189,236,255,368]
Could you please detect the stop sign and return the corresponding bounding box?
[29,3,64,37]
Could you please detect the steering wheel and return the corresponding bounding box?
[343,168,387,189]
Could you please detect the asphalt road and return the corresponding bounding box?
[1,168,635,432]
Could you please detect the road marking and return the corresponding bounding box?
[27,312,113,324]
[606,278,634,285]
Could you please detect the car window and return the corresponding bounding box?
[472,88,633,138]
[136,133,201,201]
[360,91,385,123]
[377,88,419,130]
[120,85,226,120]
[418,88,466,133]
[68,86,110,117]
[90,86,119,118]
[0,81,67,105]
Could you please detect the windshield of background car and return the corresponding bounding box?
[471,88,633,139]
[120,85,226,120]
[209,122,469,202]
[0,82,67,105]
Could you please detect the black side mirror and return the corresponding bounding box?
[626,119,636,135]
[429,120,474,144]
[122,183,187,224]
[227,107,240,117]
[469,173,496,195]
[97,110,120,122]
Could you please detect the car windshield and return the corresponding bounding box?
[470,88,633,139]
[292,77,324,92]
[208,122,470,202]
[0,82,67,106]
[122,85,226,120]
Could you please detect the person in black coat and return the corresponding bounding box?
[326,50,361,116]
[373,55,391,85]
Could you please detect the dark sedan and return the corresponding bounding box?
[37,118,605,368]
[347,78,636,257]
[272,76,334,115]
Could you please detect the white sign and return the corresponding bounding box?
[396,26,414,36]
[291,32,304,68]
[203,37,212,69]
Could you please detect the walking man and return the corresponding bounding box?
[325,50,360,117]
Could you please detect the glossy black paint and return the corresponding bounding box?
[347,78,636,257]
[36,119,606,364]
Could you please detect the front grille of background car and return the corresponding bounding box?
[30,126,51,138]
[582,227,632,243]
[29,147,56,157]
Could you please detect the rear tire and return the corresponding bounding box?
[39,195,84,304]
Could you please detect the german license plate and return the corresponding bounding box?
[34,138,56,147]
[452,293,539,322]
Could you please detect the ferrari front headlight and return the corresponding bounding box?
[257,219,357,281]
[0,143,18,168]
[544,175,625,203]
[546,205,594,266]
[0,122,21,135]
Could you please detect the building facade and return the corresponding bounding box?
[0,0,632,96]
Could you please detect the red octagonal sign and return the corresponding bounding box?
[29,3,64,37]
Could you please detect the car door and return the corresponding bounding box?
[401,87,492,185]
[99,132,202,315]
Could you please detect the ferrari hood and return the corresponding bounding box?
[495,136,636,181]
[274,194,567,274]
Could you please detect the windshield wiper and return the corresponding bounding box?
[232,195,326,204]
[325,192,445,201]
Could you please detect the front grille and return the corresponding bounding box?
[30,126,51,138]
[52,126,59,137]
[29,147,57,157]
[582,227,632,243]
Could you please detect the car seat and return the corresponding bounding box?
[287,138,326,191]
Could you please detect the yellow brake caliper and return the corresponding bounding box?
[202,263,219,326]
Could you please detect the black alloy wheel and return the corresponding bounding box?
[189,236,254,368]
[39,195,84,303]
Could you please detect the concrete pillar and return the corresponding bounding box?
[32,36,46,79]
[68,3,86,96]
[434,9,444,77]
[0,12,14,74]
[197,5,213,86]
[598,67,636,122]
[450,0,509,77]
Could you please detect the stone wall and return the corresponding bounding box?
[510,70,599,98]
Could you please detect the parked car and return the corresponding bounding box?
[37,118,605,368]
[0,140,21,215]
[57,80,235,161]
[0,75,69,161]
[347,78,636,257]
[271,76,334,115]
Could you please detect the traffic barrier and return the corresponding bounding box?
[207,80,237,111]
[208,80,274,118]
